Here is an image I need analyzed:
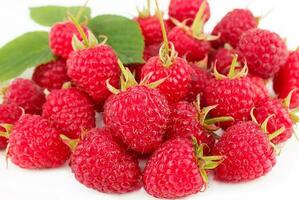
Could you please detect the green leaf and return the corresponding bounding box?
[30,6,91,27]
[0,31,55,83]
[88,15,145,64]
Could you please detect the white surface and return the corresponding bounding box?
[1,0,299,200]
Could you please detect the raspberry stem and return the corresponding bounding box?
[191,0,206,37]
[69,14,89,47]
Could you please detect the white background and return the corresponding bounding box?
[1,0,299,200]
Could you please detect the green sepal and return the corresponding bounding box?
[60,134,80,152]
[137,0,151,18]
[0,124,13,138]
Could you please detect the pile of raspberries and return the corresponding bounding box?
[0,0,298,199]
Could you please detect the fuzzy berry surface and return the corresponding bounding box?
[167,101,215,151]
[141,56,192,103]
[49,21,88,59]
[209,47,238,75]
[168,27,211,62]
[8,114,70,169]
[169,0,210,24]
[0,103,22,149]
[67,44,120,103]
[212,9,257,48]
[248,75,269,104]
[237,28,288,78]
[3,78,46,115]
[213,121,276,182]
[33,58,69,91]
[143,137,204,199]
[185,63,212,103]
[70,128,142,194]
[42,87,95,139]
[254,98,293,144]
[204,77,255,128]
[274,51,299,108]
[103,85,170,154]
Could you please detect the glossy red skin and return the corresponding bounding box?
[212,9,257,48]
[274,51,299,108]
[141,56,192,103]
[254,98,293,144]
[0,103,22,149]
[42,87,95,139]
[167,101,215,152]
[204,77,255,128]
[185,64,212,104]
[213,121,276,182]
[67,45,120,103]
[8,114,70,169]
[33,58,69,91]
[237,29,288,78]
[3,78,46,115]
[70,128,142,194]
[169,0,210,24]
[143,137,204,198]
[49,21,89,59]
[103,86,170,154]
[168,27,210,62]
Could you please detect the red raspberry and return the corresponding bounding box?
[248,75,269,104]
[212,9,258,48]
[32,58,70,91]
[237,28,288,78]
[42,87,95,139]
[213,121,276,182]
[3,78,46,114]
[185,63,212,103]
[169,0,210,24]
[8,114,70,169]
[274,51,299,108]
[67,44,120,104]
[209,47,238,75]
[254,98,294,144]
[49,21,88,59]
[70,128,142,194]
[141,56,192,103]
[143,137,222,198]
[104,85,170,154]
[168,26,210,62]
[0,103,22,149]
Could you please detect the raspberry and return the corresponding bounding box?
[8,114,70,169]
[274,51,299,108]
[209,47,238,75]
[212,9,258,48]
[3,78,46,114]
[237,28,288,78]
[248,75,269,104]
[32,58,70,91]
[213,121,276,182]
[70,128,142,194]
[49,21,89,59]
[42,87,95,139]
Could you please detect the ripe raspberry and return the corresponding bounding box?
[3,78,46,114]
[32,58,70,91]
[168,26,210,62]
[274,51,299,108]
[254,98,294,144]
[0,103,22,149]
[237,28,288,78]
[213,121,276,182]
[169,0,210,24]
[42,87,95,139]
[248,75,269,104]
[8,114,70,169]
[70,128,142,194]
[49,21,89,59]
[185,63,212,103]
[143,137,222,198]
[141,56,192,103]
[209,47,238,75]
[212,9,258,48]
[104,85,170,154]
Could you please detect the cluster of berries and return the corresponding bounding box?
[0,0,298,199]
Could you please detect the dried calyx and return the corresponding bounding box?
[192,136,224,185]
[106,60,167,95]
[213,54,248,80]
[171,0,219,41]
[137,0,151,18]
[282,89,299,123]
[0,124,13,139]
